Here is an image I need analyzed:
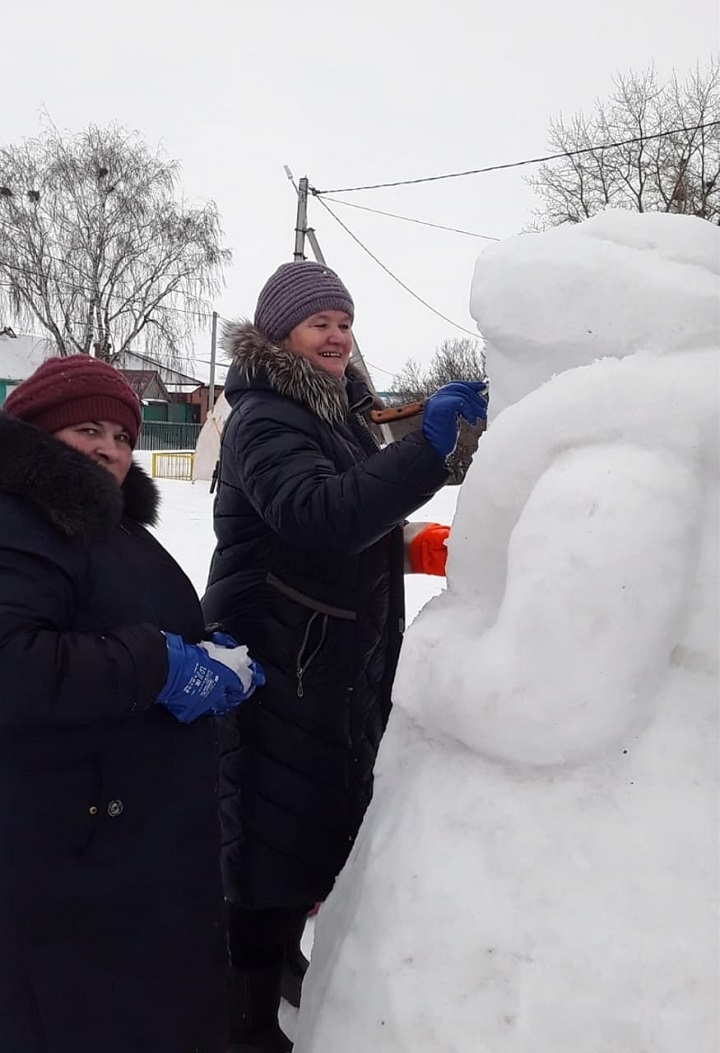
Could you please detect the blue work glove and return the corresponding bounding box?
[422,381,488,460]
[201,631,266,694]
[156,632,255,724]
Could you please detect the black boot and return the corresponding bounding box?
[227,963,292,1053]
[281,914,309,1009]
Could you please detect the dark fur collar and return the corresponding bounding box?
[222,321,356,425]
[0,413,158,543]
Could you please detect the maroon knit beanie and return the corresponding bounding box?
[3,355,142,448]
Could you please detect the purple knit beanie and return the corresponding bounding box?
[254,261,354,342]
[3,355,142,447]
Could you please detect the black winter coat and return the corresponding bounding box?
[0,415,226,1053]
[202,324,449,909]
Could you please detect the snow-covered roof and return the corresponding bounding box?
[0,337,228,390]
[165,382,203,395]
[0,334,53,381]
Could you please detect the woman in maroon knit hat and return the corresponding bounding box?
[0,355,263,1052]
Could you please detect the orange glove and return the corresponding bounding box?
[408,523,450,576]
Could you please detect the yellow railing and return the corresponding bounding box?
[151,451,195,481]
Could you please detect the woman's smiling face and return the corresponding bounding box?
[282,310,353,379]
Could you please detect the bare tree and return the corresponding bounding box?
[391,337,486,402]
[0,122,230,360]
[527,60,720,227]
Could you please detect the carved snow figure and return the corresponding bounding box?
[293,211,719,1053]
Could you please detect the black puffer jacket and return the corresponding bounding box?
[203,324,449,908]
[0,414,226,1053]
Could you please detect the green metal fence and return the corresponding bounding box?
[136,421,202,451]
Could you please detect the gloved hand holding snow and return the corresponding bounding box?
[157,632,255,723]
[199,631,266,695]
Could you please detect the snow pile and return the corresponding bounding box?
[294,212,719,1052]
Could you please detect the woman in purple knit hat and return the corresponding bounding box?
[0,355,263,1052]
[203,261,487,1051]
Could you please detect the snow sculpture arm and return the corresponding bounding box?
[396,442,702,766]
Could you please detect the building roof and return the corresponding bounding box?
[115,348,224,387]
[165,382,204,394]
[0,334,225,390]
[120,369,170,401]
[0,334,52,381]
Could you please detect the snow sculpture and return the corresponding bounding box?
[294,211,719,1052]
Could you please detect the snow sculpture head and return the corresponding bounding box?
[471,210,720,413]
[394,210,719,768]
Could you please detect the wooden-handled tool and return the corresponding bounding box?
[370,400,425,424]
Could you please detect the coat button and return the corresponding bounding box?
[107,799,124,818]
[88,805,98,816]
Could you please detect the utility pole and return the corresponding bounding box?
[284,166,394,443]
[304,226,325,265]
[208,310,218,415]
[304,227,393,442]
[293,176,309,261]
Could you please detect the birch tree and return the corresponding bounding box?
[0,123,230,360]
[527,61,720,226]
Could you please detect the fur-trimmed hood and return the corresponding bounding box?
[221,320,375,424]
[0,413,159,543]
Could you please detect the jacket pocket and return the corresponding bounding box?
[266,573,357,698]
[22,759,102,857]
[266,573,357,621]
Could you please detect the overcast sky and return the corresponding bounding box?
[4,0,717,386]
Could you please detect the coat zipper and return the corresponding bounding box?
[296,612,329,698]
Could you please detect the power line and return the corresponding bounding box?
[0,328,227,373]
[120,348,228,369]
[0,278,231,345]
[0,226,221,323]
[363,358,400,378]
[0,260,217,322]
[313,120,720,194]
[316,196,500,240]
[316,197,478,339]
